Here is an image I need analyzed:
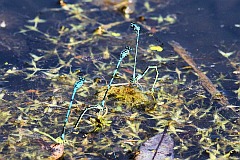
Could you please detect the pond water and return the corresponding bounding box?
[0,0,239,159]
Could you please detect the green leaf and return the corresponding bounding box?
[218,49,235,58]
[0,111,11,126]
[149,45,163,52]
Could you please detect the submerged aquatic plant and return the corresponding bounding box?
[73,23,162,133]
[33,22,162,150]
[1,1,239,159]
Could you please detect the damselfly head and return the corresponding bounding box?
[130,22,140,32]
[125,46,133,51]
[78,76,85,82]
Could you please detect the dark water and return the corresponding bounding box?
[0,0,239,159]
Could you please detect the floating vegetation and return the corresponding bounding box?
[97,85,153,108]
[0,0,239,160]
